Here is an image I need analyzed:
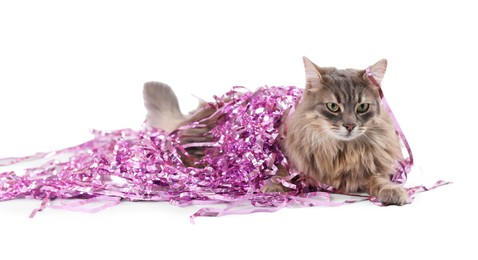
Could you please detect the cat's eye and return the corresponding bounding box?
[326,103,340,113]
[356,103,370,113]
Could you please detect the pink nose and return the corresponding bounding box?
[343,123,356,132]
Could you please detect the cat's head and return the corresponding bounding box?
[301,57,387,141]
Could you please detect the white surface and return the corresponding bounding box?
[0,1,476,259]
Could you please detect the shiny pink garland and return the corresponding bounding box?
[0,86,448,222]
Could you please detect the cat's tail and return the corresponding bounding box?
[143,81,186,132]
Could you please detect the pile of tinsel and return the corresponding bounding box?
[0,86,446,221]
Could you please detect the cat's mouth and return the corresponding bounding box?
[330,129,363,141]
[335,133,358,141]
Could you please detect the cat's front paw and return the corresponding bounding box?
[376,185,409,206]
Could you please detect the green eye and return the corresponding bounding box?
[326,103,340,112]
[357,103,370,113]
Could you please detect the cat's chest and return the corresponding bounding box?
[313,143,376,191]
[317,142,376,175]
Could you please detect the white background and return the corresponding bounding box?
[0,1,476,259]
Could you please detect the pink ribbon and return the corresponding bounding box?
[366,67,414,179]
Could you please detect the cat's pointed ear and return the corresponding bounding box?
[365,59,387,85]
[303,56,322,89]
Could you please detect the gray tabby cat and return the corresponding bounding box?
[143,57,408,205]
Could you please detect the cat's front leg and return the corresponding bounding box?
[367,175,409,206]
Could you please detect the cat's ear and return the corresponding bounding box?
[365,59,387,85]
[303,56,322,89]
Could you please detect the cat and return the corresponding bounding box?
[143,57,408,206]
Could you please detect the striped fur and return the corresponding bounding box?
[280,57,408,205]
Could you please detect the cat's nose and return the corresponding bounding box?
[343,123,356,132]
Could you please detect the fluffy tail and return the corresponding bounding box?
[143,82,185,132]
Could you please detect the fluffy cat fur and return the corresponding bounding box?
[143,57,408,206]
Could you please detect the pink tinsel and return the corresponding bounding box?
[0,86,447,221]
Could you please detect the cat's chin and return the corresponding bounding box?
[331,132,361,141]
